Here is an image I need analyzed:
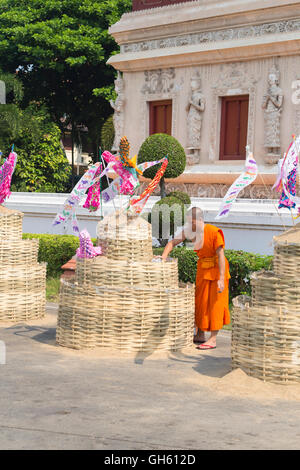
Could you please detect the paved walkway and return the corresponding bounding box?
[0,304,299,450]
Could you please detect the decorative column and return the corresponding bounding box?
[186,71,205,166]
[262,65,283,165]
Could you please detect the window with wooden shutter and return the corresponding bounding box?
[149,100,172,135]
[219,95,249,160]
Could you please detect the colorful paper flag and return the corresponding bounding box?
[215,149,258,220]
[0,150,17,204]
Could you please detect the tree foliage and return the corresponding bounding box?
[0,0,131,156]
[0,70,70,192]
[100,114,114,151]
[11,120,71,193]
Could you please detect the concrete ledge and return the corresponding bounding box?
[108,31,300,71]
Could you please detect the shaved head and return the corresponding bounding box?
[187,207,204,221]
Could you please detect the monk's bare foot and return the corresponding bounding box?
[196,344,216,350]
[198,338,217,349]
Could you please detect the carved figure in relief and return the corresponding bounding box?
[262,66,283,164]
[186,73,205,164]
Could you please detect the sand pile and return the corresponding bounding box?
[213,368,300,402]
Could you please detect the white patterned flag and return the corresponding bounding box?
[215,149,258,220]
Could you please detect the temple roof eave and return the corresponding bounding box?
[107,31,300,72]
[109,0,300,43]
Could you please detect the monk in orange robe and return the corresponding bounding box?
[160,207,230,350]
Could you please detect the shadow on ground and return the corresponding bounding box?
[3,310,231,380]
[5,324,56,347]
[169,350,231,378]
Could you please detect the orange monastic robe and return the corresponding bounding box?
[194,224,230,332]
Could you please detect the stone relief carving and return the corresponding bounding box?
[135,182,279,200]
[294,108,300,137]
[141,68,175,94]
[186,72,205,165]
[140,69,180,143]
[210,62,257,162]
[120,19,300,54]
[0,80,5,104]
[262,66,283,164]
[293,74,300,137]
[110,72,125,152]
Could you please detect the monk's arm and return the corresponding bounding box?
[161,231,186,261]
[216,246,225,293]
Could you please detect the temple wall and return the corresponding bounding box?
[108,0,300,196]
[122,55,300,165]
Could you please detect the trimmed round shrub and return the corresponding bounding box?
[138,133,186,179]
[100,115,114,151]
[167,191,191,206]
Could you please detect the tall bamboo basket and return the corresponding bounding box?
[57,214,195,352]
[0,205,46,322]
[232,224,300,384]
[0,205,23,240]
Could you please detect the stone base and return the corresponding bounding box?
[186,154,200,166]
[186,149,201,166]
[265,153,280,165]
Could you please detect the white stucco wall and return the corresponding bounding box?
[108,0,300,172]
[121,55,300,166]
[3,192,294,255]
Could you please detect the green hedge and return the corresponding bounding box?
[153,246,272,302]
[23,233,96,278]
[23,233,272,301]
[167,191,191,206]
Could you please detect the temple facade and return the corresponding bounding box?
[108,0,300,197]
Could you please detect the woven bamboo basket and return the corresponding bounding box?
[0,264,46,291]
[273,224,300,277]
[0,291,46,322]
[250,270,292,311]
[0,239,39,266]
[57,279,194,352]
[76,256,179,289]
[232,297,300,384]
[57,214,195,352]
[0,205,47,322]
[97,212,153,261]
[273,243,300,278]
[0,263,46,322]
[0,205,23,240]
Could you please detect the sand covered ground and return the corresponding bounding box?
[0,304,299,449]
